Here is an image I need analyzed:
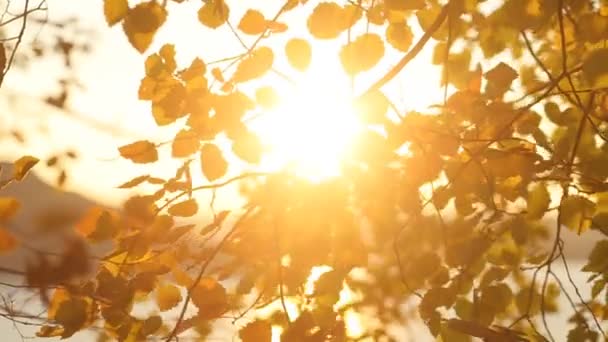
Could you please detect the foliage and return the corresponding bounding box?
[3,0,608,341]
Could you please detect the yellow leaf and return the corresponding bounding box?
[386,22,413,52]
[582,48,608,88]
[200,143,228,181]
[239,320,272,342]
[232,131,263,164]
[122,1,167,53]
[232,47,274,83]
[307,2,347,39]
[385,0,425,10]
[526,183,550,220]
[0,197,19,221]
[238,9,266,35]
[285,38,312,72]
[354,90,389,124]
[118,140,158,164]
[0,227,17,253]
[117,174,150,189]
[48,288,70,320]
[561,195,596,235]
[156,284,182,311]
[255,86,279,109]
[104,0,129,26]
[159,44,177,73]
[172,129,200,158]
[168,199,198,217]
[340,33,385,75]
[191,277,227,319]
[13,155,39,181]
[198,0,229,29]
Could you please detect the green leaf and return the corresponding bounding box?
[168,198,198,217]
[526,183,550,220]
[561,195,596,235]
[119,140,158,164]
[104,0,129,26]
[582,48,608,88]
[13,155,39,181]
[285,38,312,72]
[339,33,385,75]
[198,0,229,29]
[200,143,228,181]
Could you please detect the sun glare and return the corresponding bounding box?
[252,72,362,182]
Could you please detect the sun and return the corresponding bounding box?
[252,71,362,182]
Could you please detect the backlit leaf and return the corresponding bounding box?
[385,0,425,10]
[582,48,608,88]
[104,0,128,26]
[255,86,279,109]
[484,62,518,97]
[54,298,88,338]
[232,47,274,83]
[0,197,19,221]
[386,22,413,52]
[141,315,162,337]
[239,320,272,342]
[119,140,158,164]
[0,228,17,253]
[285,38,312,72]
[191,277,227,319]
[307,2,347,39]
[340,33,384,75]
[200,143,228,181]
[156,284,182,311]
[526,183,550,220]
[232,131,263,164]
[13,155,39,181]
[172,129,200,158]
[122,1,167,53]
[238,9,266,35]
[198,0,229,29]
[561,195,596,234]
[168,198,198,217]
[118,174,150,189]
[354,90,389,124]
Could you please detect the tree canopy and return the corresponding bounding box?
[2,0,608,341]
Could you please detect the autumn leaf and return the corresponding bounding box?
[122,1,167,53]
[582,48,608,88]
[307,2,347,39]
[0,228,18,253]
[54,298,89,338]
[232,47,274,83]
[119,140,158,164]
[561,195,596,235]
[340,33,385,75]
[255,86,279,109]
[191,277,227,319]
[386,22,413,52]
[198,0,229,29]
[526,183,550,220]
[168,198,198,217]
[117,174,150,189]
[104,0,129,26]
[200,143,228,181]
[238,9,266,35]
[354,90,389,124]
[156,284,182,311]
[0,197,20,221]
[285,38,312,72]
[13,155,39,181]
[232,131,263,164]
[484,62,518,98]
[172,129,200,158]
[239,320,272,342]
